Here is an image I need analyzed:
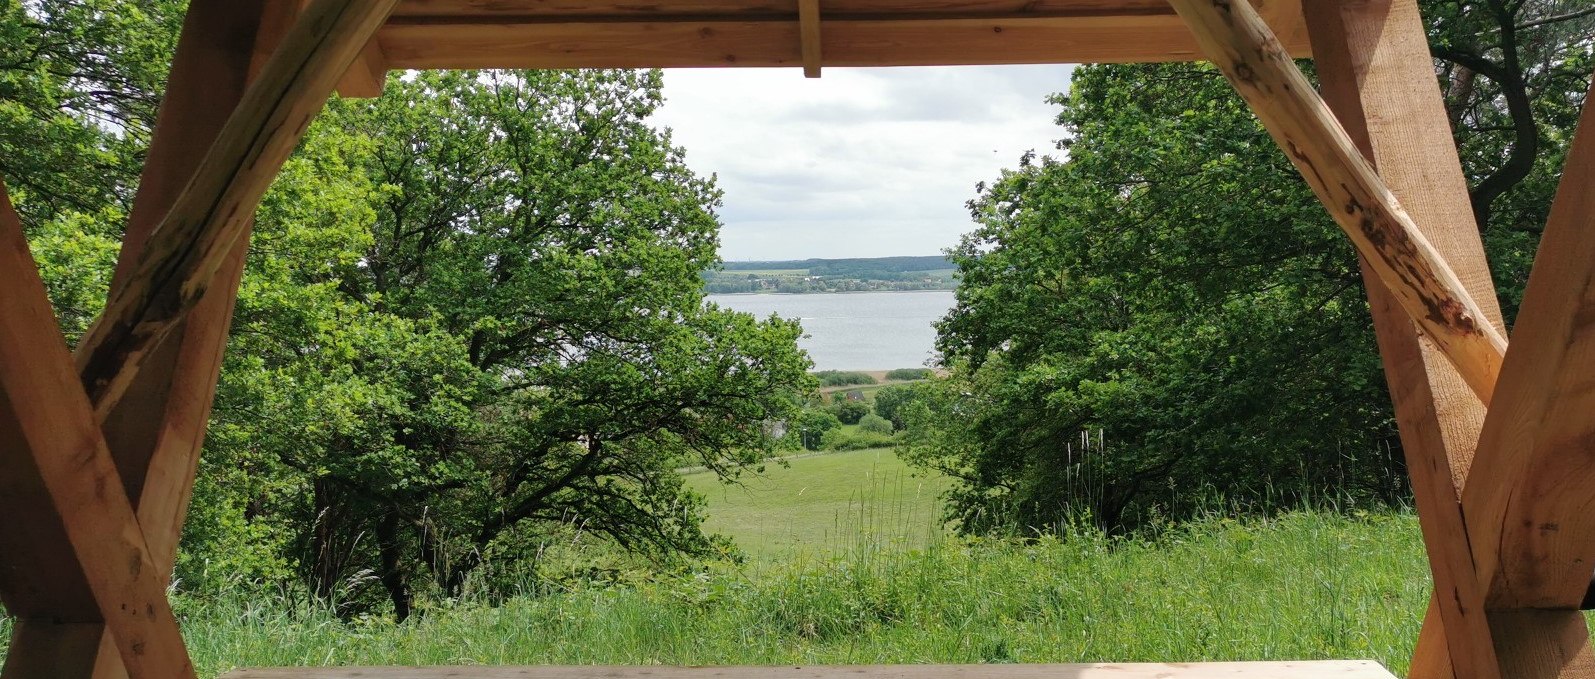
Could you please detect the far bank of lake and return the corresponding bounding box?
[707,290,954,371]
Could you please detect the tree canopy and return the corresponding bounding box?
[906,1,1593,535]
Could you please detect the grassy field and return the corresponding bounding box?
[684,447,952,557]
[2,448,1444,677]
[160,511,1431,676]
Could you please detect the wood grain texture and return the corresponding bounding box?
[0,182,195,679]
[1461,78,1595,611]
[1168,0,1505,408]
[1,621,104,679]
[1302,0,1506,677]
[224,662,1399,679]
[70,0,397,422]
[799,0,822,77]
[90,3,285,678]
[374,0,1309,71]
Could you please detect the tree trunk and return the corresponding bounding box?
[376,512,413,622]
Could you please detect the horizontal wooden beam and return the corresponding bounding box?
[373,0,1309,71]
[1168,0,1506,407]
[71,0,398,420]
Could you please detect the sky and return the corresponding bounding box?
[649,65,1074,262]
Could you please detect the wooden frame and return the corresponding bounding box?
[1,0,1589,677]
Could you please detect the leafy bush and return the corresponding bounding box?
[872,384,923,430]
[821,429,896,451]
[793,409,843,451]
[832,400,870,425]
[884,368,933,381]
[814,371,877,386]
[858,414,894,435]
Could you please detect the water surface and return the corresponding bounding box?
[707,290,954,371]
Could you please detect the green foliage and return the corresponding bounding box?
[858,414,894,436]
[822,428,896,451]
[831,400,870,425]
[176,70,818,618]
[871,384,924,430]
[914,18,1591,535]
[792,409,843,451]
[884,368,934,381]
[814,370,878,386]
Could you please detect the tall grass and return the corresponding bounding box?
[157,510,1428,677]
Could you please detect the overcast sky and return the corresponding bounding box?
[649,65,1074,262]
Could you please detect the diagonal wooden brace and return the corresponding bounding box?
[72,0,400,423]
[1167,0,1507,409]
[0,181,197,679]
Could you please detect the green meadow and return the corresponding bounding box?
[683,447,953,556]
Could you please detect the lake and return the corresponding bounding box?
[707,290,955,371]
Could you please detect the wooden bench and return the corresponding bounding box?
[223,662,1398,679]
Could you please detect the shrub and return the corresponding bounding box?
[793,410,842,451]
[814,371,877,386]
[832,400,870,425]
[872,384,923,430]
[858,414,894,435]
[821,429,896,451]
[884,368,933,381]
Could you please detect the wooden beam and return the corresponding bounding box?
[375,7,1311,70]
[70,0,399,422]
[1423,77,1595,679]
[1464,76,1595,611]
[1302,0,1508,677]
[1,621,104,679]
[90,2,289,678]
[1167,0,1505,408]
[799,0,822,77]
[337,38,390,97]
[0,180,196,679]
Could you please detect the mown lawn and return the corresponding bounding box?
[683,447,952,557]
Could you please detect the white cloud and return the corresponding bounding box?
[650,65,1074,261]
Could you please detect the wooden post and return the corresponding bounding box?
[798,0,822,78]
[0,180,197,679]
[88,1,285,676]
[1451,76,1595,679]
[1302,0,1505,676]
[1166,0,1507,408]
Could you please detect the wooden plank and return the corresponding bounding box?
[1301,1,1507,677]
[1166,0,1506,407]
[389,0,1206,18]
[70,0,398,422]
[376,8,1312,70]
[224,662,1400,679]
[0,182,195,679]
[799,0,822,77]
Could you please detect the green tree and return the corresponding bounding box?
[191,70,813,618]
[911,7,1592,534]
[872,383,922,430]
[832,400,870,425]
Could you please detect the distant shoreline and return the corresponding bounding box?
[706,288,955,296]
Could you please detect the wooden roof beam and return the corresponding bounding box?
[72,0,398,419]
[369,0,1310,73]
[799,0,822,77]
[1168,0,1507,408]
